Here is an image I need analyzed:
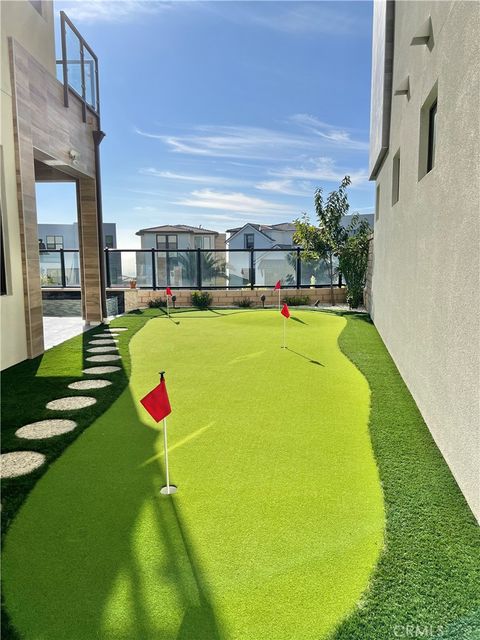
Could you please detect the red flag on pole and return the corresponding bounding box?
[281,303,290,318]
[140,373,172,422]
[166,287,172,296]
[274,280,281,290]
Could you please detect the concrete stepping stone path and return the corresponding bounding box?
[86,354,121,363]
[87,346,119,353]
[94,333,119,338]
[68,380,112,390]
[83,366,121,375]
[46,397,97,411]
[0,452,46,478]
[15,420,77,440]
[88,339,118,345]
[107,327,128,331]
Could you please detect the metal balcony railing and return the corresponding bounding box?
[40,248,343,290]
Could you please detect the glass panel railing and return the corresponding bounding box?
[39,251,62,286]
[83,48,97,110]
[225,251,251,288]
[199,250,228,287]
[300,255,338,286]
[107,251,152,288]
[254,250,296,287]
[65,22,82,97]
[64,251,81,286]
[155,251,197,289]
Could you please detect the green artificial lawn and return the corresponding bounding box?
[2,309,479,639]
[2,310,385,639]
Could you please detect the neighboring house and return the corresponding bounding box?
[135,225,226,287]
[226,218,374,287]
[37,223,118,287]
[1,1,106,369]
[368,1,479,520]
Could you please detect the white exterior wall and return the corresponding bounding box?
[139,232,216,250]
[370,1,480,520]
[1,0,56,370]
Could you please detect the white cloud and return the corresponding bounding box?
[290,114,369,151]
[175,189,296,216]
[135,125,317,160]
[59,0,172,23]
[255,179,311,197]
[272,157,369,187]
[139,167,242,186]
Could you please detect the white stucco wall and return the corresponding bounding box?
[370,1,480,520]
[1,1,56,370]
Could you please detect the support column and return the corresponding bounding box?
[77,177,103,323]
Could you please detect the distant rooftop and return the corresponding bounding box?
[136,224,219,236]
[226,222,296,234]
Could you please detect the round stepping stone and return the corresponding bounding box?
[86,354,121,362]
[108,327,128,331]
[1,451,46,478]
[15,419,77,440]
[68,379,112,390]
[83,366,121,375]
[46,396,96,411]
[87,346,119,353]
[89,339,118,345]
[94,333,119,338]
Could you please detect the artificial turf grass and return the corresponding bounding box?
[331,314,480,640]
[0,315,149,640]
[2,310,385,640]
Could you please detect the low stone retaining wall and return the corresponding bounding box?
[124,287,346,312]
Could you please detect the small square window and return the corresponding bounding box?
[105,234,114,248]
[427,101,437,173]
[419,83,438,180]
[46,235,63,250]
[375,185,381,221]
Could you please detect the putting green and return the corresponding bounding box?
[3,310,384,639]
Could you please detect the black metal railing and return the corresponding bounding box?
[40,248,343,290]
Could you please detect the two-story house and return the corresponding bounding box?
[134,225,226,288]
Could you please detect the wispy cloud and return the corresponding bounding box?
[203,2,370,37]
[290,114,369,151]
[59,0,173,23]
[272,157,369,187]
[255,179,312,197]
[139,167,243,186]
[175,189,296,216]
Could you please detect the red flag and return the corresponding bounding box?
[274,280,281,290]
[166,287,172,296]
[140,374,172,422]
[281,303,290,319]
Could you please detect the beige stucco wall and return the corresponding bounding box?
[1,1,55,370]
[371,1,480,520]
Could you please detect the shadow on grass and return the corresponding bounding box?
[290,315,308,325]
[285,347,324,366]
[2,315,222,640]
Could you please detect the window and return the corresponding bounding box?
[419,84,438,180]
[244,233,254,249]
[427,100,437,173]
[194,235,213,250]
[392,150,400,205]
[46,235,64,250]
[105,234,114,248]
[375,185,381,221]
[156,234,177,250]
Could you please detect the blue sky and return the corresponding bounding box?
[37,0,374,247]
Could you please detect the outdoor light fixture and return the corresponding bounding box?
[68,148,78,162]
[261,294,266,308]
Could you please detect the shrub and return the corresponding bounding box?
[283,295,310,306]
[148,297,167,308]
[191,291,212,309]
[235,297,253,308]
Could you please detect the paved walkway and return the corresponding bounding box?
[43,316,97,351]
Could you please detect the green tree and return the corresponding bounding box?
[293,177,351,305]
[338,217,371,309]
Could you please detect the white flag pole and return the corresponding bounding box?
[283,316,286,349]
[163,417,170,490]
[278,287,281,310]
[166,295,170,318]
